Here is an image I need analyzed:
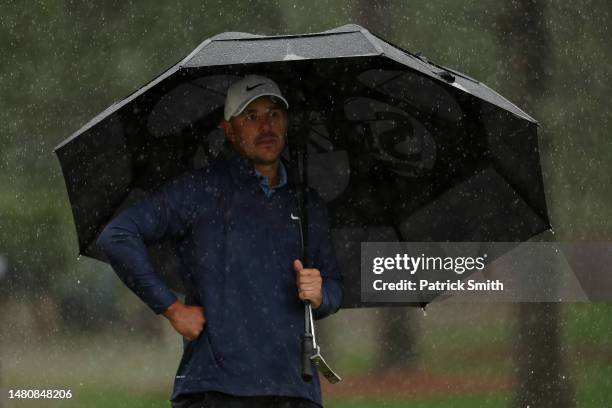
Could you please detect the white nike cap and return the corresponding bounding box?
[224,75,289,121]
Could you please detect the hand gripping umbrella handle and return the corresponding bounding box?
[291,212,314,381]
[290,134,341,383]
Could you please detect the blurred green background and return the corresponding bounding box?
[1,1,611,407]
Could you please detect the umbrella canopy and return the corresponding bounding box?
[55,24,550,307]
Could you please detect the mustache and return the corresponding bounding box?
[255,132,280,143]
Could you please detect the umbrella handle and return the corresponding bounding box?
[301,331,314,382]
[292,212,315,381]
[301,300,314,381]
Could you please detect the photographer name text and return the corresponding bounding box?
[372,278,504,292]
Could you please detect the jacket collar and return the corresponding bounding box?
[227,150,257,186]
[224,147,294,192]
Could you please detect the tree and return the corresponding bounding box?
[353,0,421,372]
[496,1,575,406]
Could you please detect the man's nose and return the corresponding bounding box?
[258,115,272,130]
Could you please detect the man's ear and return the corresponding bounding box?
[221,120,235,144]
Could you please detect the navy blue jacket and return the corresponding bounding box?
[96,152,344,405]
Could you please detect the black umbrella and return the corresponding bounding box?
[55,24,549,308]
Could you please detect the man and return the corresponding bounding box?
[97,75,343,408]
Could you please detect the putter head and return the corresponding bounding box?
[310,346,342,384]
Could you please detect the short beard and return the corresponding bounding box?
[251,156,280,166]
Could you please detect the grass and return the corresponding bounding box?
[3,303,612,407]
[574,365,612,408]
[5,393,510,408]
[326,394,510,408]
[5,387,169,408]
[565,303,612,344]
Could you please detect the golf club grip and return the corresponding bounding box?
[301,333,314,382]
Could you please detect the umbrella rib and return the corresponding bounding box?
[355,86,435,125]
[488,160,550,226]
[372,71,410,92]
[190,83,227,99]
[307,131,332,153]
[308,126,330,142]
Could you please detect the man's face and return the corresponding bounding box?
[223,96,288,165]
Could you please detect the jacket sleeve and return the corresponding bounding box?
[96,173,202,314]
[308,193,344,320]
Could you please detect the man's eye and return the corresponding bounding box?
[246,113,257,121]
[269,110,280,118]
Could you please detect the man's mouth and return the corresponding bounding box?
[255,135,278,146]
